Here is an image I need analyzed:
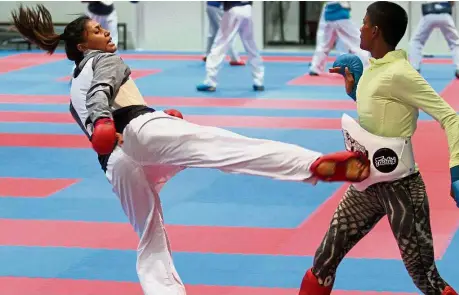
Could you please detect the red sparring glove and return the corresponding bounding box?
[91,118,117,155]
[164,109,184,119]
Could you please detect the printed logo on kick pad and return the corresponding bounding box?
[373,148,398,173]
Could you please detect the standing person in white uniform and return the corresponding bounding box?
[84,1,118,47]
[311,2,349,73]
[409,1,459,78]
[197,1,265,92]
[71,84,187,295]
[309,1,369,76]
[12,15,375,295]
[319,4,348,55]
[204,1,245,66]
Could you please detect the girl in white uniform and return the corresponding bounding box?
[12,5,373,295]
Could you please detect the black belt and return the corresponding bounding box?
[113,105,156,134]
[98,105,155,172]
[422,2,452,15]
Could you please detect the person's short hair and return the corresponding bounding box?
[367,1,408,47]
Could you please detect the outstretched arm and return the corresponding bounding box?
[392,68,459,207]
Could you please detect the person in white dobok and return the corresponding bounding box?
[318,3,349,55]
[309,1,369,76]
[409,1,459,78]
[310,2,349,73]
[197,1,265,92]
[12,5,375,295]
[203,1,245,66]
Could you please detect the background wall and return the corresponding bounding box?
[0,1,457,55]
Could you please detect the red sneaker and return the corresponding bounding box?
[229,60,245,66]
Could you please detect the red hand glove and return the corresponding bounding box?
[91,118,117,155]
[164,109,184,119]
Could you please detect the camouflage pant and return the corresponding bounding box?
[312,172,451,295]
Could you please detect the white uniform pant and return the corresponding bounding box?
[310,19,370,74]
[409,13,459,70]
[206,5,240,61]
[106,147,186,295]
[317,6,348,64]
[86,9,119,47]
[122,111,322,183]
[204,5,264,87]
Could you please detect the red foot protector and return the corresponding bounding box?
[309,151,369,182]
[444,287,458,295]
[91,118,117,155]
[164,109,184,119]
[299,269,333,295]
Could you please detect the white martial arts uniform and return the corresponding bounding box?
[409,1,459,72]
[70,54,186,295]
[310,1,369,75]
[203,1,264,88]
[80,50,322,184]
[85,1,119,47]
[70,48,341,294]
[317,3,348,57]
[205,1,240,62]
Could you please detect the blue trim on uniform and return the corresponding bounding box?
[324,3,350,21]
[422,2,452,15]
[207,1,221,8]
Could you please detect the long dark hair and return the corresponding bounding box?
[11,4,90,65]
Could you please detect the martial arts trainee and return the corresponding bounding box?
[298,2,458,295]
[204,1,245,66]
[409,1,459,78]
[197,1,264,92]
[69,49,187,295]
[12,7,374,294]
[16,5,188,295]
[13,4,371,187]
[309,1,369,76]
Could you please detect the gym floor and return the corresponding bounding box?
[0,50,457,295]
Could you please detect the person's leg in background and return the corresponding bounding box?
[409,15,435,73]
[204,3,244,65]
[104,9,119,48]
[197,6,245,91]
[438,14,459,78]
[309,22,338,75]
[335,38,349,55]
[236,4,264,91]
